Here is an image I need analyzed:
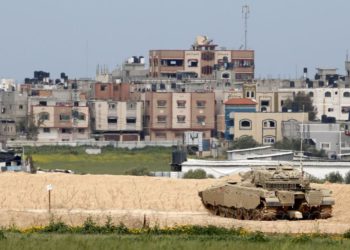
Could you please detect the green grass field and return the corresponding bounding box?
[26,146,172,175]
[0,234,349,250]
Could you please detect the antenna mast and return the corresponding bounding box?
[242,5,250,50]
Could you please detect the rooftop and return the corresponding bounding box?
[224,98,257,105]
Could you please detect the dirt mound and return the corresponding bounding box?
[0,173,348,234]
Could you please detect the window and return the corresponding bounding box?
[177,115,186,123]
[177,100,186,108]
[328,108,334,112]
[201,65,213,75]
[155,132,166,139]
[325,91,331,97]
[344,92,350,97]
[251,92,255,98]
[61,128,71,134]
[342,106,350,113]
[19,105,23,110]
[126,117,136,124]
[261,107,267,112]
[261,100,270,106]
[321,143,330,149]
[107,116,118,124]
[187,59,198,67]
[78,113,86,120]
[263,120,276,128]
[39,101,47,106]
[39,112,50,121]
[175,132,183,138]
[100,85,107,91]
[157,100,167,107]
[240,119,252,129]
[74,101,79,107]
[308,92,314,97]
[127,102,136,110]
[197,116,206,125]
[43,128,50,133]
[78,128,85,134]
[109,103,116,109]
[196,100,206,108]
[246,91,250,98]
[263,136,275,144]
[201,52,214,61]
[59,114,70,121]
[222,72,230,79]
[157,115,167,123]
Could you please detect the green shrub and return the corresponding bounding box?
[0,230,6,240]
[183,169,207,179]
[42,219,70,233]
[344,229,350,238]
[230,136,259,150]
[124,167,151,176]
[345,171,350,184]
[308,175,325,184]
[325,171,344,183]
[246,231,268,242]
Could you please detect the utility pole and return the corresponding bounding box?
[242,5,250,50]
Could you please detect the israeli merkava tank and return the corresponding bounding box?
[198,165,335,220]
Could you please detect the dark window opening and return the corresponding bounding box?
[107,117,118,124]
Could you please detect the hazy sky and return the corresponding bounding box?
[0,0,349,81]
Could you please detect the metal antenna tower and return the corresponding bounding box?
[242,5,250,50]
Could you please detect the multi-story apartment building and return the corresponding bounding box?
[149,36,254,81]
[93,82,130,101]
[31,101,89,142]
[28,84,90,142]
[231,112,308,145]
[89,100,143,141]
[144,92,215,141]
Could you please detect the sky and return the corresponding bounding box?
[0,0,349,82]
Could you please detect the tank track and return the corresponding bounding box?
[203,202,332,221]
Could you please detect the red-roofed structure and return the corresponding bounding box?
[224,98,257,105]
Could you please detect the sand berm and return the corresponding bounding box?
[0,172,349,234]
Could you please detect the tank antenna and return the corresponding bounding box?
[300,105,305,176]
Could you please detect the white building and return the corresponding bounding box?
[0,79,16,91]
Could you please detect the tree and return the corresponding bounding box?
[230,136,259,150]
[274,137,326,157]
[325,171,344,183]
[283,92,316,120]
[345,171,350,184]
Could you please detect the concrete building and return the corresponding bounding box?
[145,92,215,141]
[282,121,350,158]
[0,79,16,91]
[231,112,308,145]
[149,36,254,82]
[31,102,89,142]
[224,98,257,140]
[90,100,143,141]
[93,82,130,101]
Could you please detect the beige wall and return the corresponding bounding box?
[184,51,201,76]
[92,101,142,132]
[172,93,191,129]
[233,112,308,144]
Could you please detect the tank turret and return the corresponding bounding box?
[198,165,334,220]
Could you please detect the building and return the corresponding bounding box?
[0,79,16,92]
[149,36,254,81]
[224,98,257,140]
[93,82,130,101]
[145,92,215,141]
[231,112,308,145]
[89,100,143,141]
[282,121,350,158]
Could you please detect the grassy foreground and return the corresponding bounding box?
[26,146,172,175]
[1,219,350,250]
[0,233,349,250]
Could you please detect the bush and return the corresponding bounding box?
[345,171,350,184]
[344,229,350,238]
[124,167,150,176]
[325,171,344,183]
[183,169,208,179]
[230,136,259,150]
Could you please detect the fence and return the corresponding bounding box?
[6,140,180,149]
